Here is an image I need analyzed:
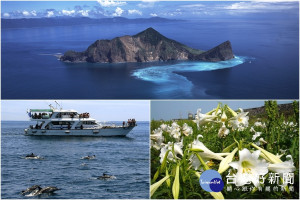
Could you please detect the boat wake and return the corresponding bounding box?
[132,56,250,98]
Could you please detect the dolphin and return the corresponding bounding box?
[97,173,116,180]
[81,155,96,160]
[25,153,43,160]
[21,185,41,195]
[34,186,60,196]
[22,185,60,196]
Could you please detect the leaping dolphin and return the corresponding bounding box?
[21,185,60,196]
[21,185,41,196]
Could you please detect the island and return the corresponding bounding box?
[60,27,234,63]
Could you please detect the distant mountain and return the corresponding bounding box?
[60,27,234,63]
[1,17,179,29]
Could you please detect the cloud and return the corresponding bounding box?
[78,10,89,17]
[61,9,76,16]
[222,1,296,13]
[97,0,126,7]
[46,11,54,17]
[128,9,142,16]
[180,4,205,8]
[22,10,30,16]
[138,2,155,8]
[112,7,123,16]
[31,10,37,17]
[3,13,10,17]
[150,13,157,17]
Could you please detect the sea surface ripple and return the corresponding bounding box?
[1,121,149,199]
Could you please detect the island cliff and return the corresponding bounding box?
[60,27,234,63]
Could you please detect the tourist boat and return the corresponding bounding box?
[24,106,136,137]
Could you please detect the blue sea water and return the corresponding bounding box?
[1,18,299,99]
[1,121,149,199]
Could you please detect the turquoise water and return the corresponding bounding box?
[132,56,249,98]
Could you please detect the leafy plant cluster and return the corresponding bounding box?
[150,101,299,199]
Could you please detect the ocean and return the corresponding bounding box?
[1,17,299,99]
[1,121,149,199]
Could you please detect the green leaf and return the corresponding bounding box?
[172,164,180,199]
[190,148,204,152]
[152,166,160,182]
[160,150,170,173]
[222,142,237,153]
[166,168,171,188]
[195,153,210,170]
[150,175,170,197]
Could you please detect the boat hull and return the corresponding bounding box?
[24,126,134,137]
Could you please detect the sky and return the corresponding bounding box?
[1,100,150,121]
[151,100,295,120]
[1,0,299,19]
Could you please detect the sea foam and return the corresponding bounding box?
[132,56,248,98]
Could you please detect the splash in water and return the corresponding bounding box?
[132,56,249,98]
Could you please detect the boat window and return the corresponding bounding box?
[51,122,73,125]
[82,121,96,125]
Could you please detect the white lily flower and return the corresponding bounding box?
[218,123,230,138]
[182,123,193,136]
[167,122,181,140]
[190,136,224,162]
[254,121,266,128]
[193,109,216,128]
[159,141,183,163]
[238,108,244,113]
[229,148,268,187]
[252,132,262,141]
[190,154,201,170]
[228,111,249,131]
[268,155,296,174]
[250,127,256,133]
[254,122,263,127]
[170,128,181,139]
[160,123,169,131]
[171,122,180,129]
[259,137,267,144]
[211,109,221,116]
[221,112,227,123]
[159,143,173,163]
[150,128,164,150]
[174,139,183,157]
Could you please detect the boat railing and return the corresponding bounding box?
[60,115,79,119]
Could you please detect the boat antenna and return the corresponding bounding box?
[49,104,54,110]
[55,101,62,110]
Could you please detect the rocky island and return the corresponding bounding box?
[60,27,234,63]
